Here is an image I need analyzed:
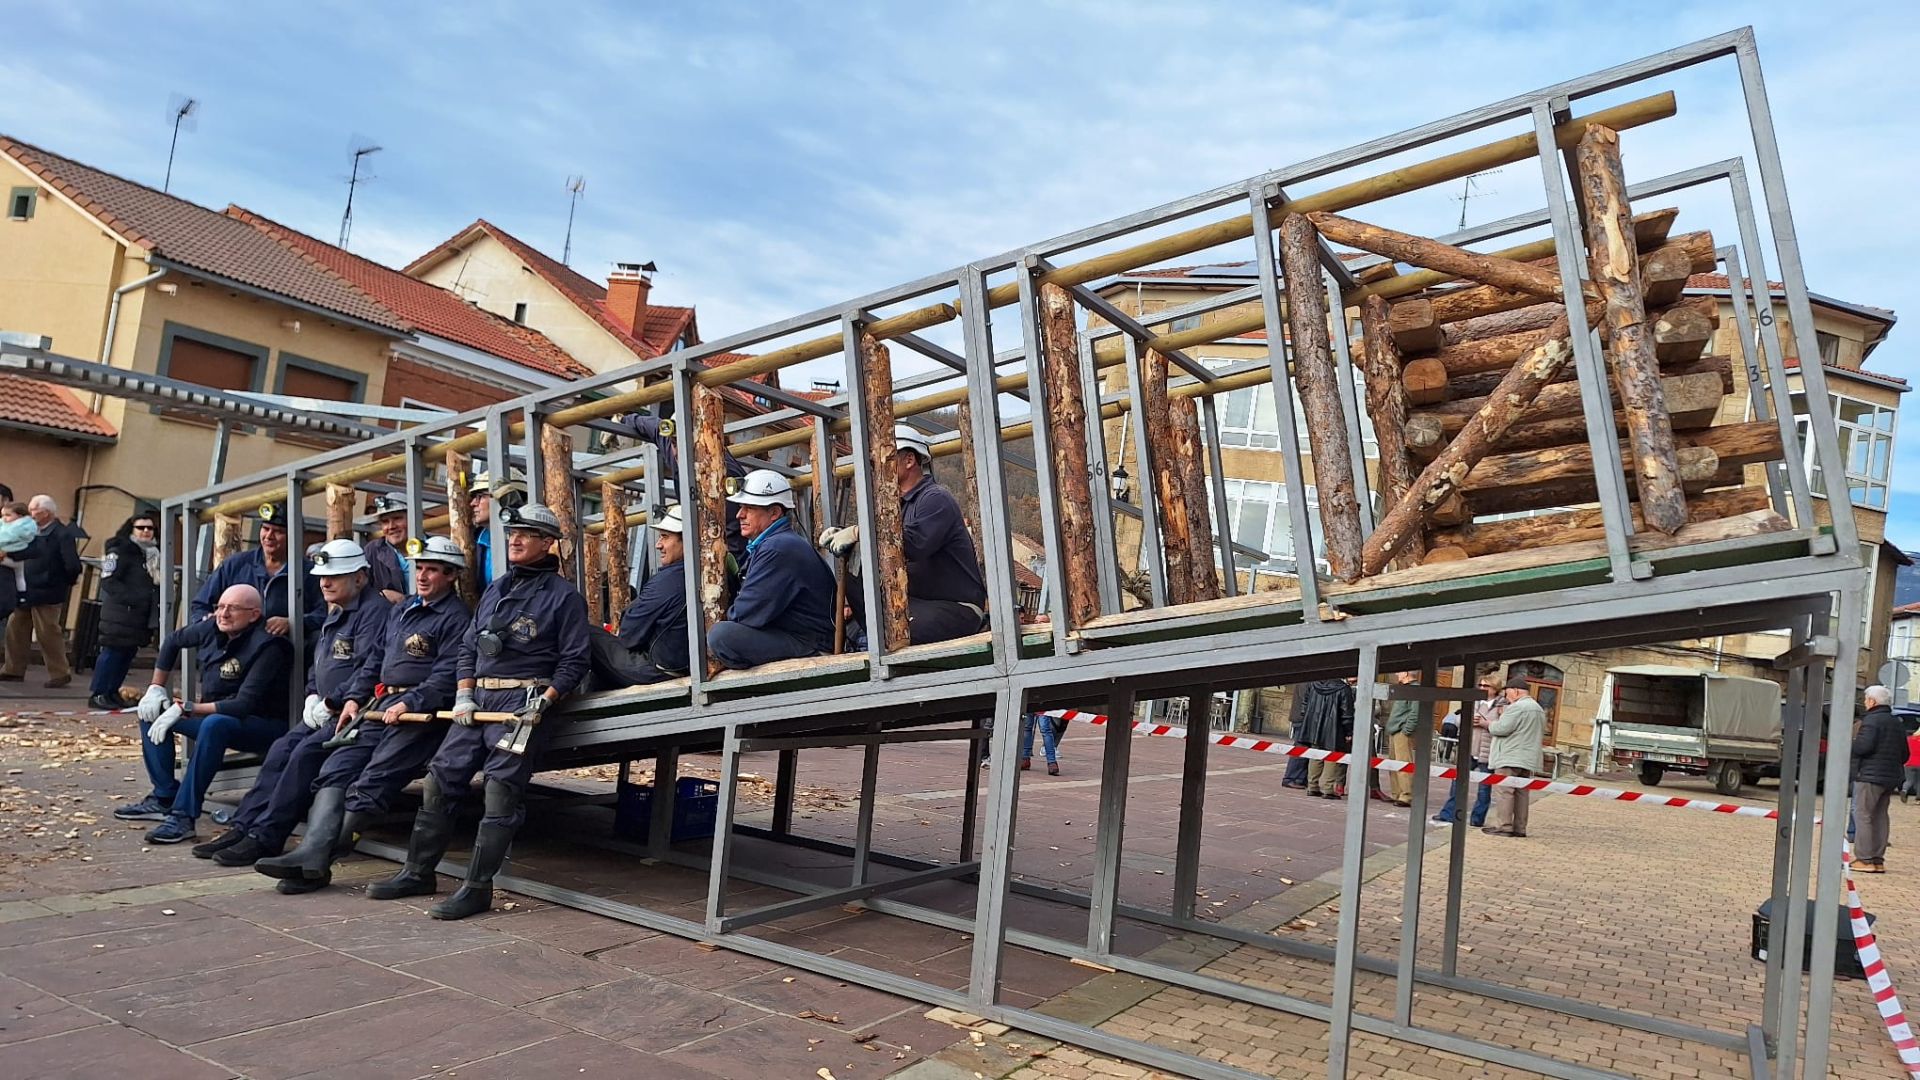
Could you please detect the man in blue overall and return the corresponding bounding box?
[255,536,472,890]
[707,470,836,669]
[190,538,392,867]
[820,424,987,646]
[366,504,590,920]
[115,583,294,844]
[362,494,412,602]
[190,503,323,636]
[588,503,690,688]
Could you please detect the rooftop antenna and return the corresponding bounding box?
[338,137,382,249]
[1453,168,1500,228]
[162,94,198,193]
[562,175,587,266]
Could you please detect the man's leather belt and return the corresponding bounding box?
[477,677,547,690]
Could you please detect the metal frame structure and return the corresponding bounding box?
[160,28,1871,1079]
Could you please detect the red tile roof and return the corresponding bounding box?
[1,136,407,333]
[227,208,591,379]
[0,374,116,440]
[1783,358,1909,390]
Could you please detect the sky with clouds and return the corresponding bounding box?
[6,2,1916,540]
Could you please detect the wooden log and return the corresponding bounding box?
[1358,294,1422,566]
[1578,124,1685,535]
[1652,300,1717,363]
[1280,214,1363,581]
[1408,370,1728,454]
[1441,338,1728,403]
[445,451,480,608]
[1353,207,1678,305]
[859,331,911,651]
[213,513,243,567]
[1143,349,1197,604]
[693,385,730,674]
[1308,211,1588,306]
[1422,296,1716,382]
[1640,244,1693,307]
[1428,486,1773,558]
[1038,283,1102,627]
[954,394,984,569]
[325,483,355,541]
[1402,357,1450,405]
[1171,394,1221,601]
[601,480,633,623]
[1431,493,1470,527]
[1463,442,1718,502]
[584,531,606,628]
[1359,315,1574,577]
[1389,299,1441,353]
[1420,545,1470,566]
[541,425,577,571]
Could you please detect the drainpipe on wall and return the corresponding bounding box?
[101,264,168,364]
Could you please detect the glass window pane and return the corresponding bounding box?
[1879,406,1897,432]
[1849,431,1869,475]
[1871,435,1891,481]
[1867,486,1887,509]
[1253,385,1278,436]
[1837,396,1874,425]
[1223,387,1252,430]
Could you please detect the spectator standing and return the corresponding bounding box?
[1852,685,1905,873]
[1385,671,1421,807]
[1484,676,1547,838]
[1,495,83,688]
[1297,677,1356,798]
[1903,718,1920,805]
[1018,712,1061,774]
[0,500,35,619]
[89,514,161,709]
[1433,677,1501,827]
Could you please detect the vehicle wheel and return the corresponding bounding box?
[1712,760,1743,797]
[1638,761,1664,786]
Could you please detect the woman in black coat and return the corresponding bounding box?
[88,513,160,709]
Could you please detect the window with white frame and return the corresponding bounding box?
[1200,358,1378,456]
[1211,478,1327,572]
[1792,391,1896,509]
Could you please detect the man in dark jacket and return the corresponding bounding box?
[190,504,323,636]
[362,495,412,602]
[589,503,690,688]
[1,495,84,688]
[1852,684,1906,873]
[708,470,836,669]
[1296,677,1356,798]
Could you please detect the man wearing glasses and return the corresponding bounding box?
[113,584,294,844]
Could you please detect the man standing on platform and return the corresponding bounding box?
[363,495,412,602]
[365,504,590,919]
[1484,677,1547,838]
[254,537,472,890]
[818,424,987,647]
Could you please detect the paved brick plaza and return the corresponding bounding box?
[2,679,1912,1078]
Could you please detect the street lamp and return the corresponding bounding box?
[1110,465,1132,503]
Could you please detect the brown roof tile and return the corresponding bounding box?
[0,374,116,439]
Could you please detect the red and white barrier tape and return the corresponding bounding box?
[1,707,134,718]
[1043,708,1782,820]
[1844,845,1920,1077]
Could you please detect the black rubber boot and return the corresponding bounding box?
[255,787,346,882]
[276,873,331,894]
[211,834,274,867]
[429,821,513,921]
[336,810,374,860]
[191,828,250,860]
[366,807,454,900]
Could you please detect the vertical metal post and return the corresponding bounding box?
[1328,644,1381,1078]
[960,723,983,863]
[958,268,1022,667]
[1719,246,1792,517]
[1773,645,1821,1077]
[1087,688,1137,957]
[1246,186,1321,614]
[642,441,664,578]
[1442,659,1478,977]
[851,730,882,887]
[1171,686,1212,920]
[207,420,232,487]
[158,504,178,634]
[704,728,742,932]
[1199,396,1239,598]
[1735,39,1858,554]
[1079,332,1122,615]
[771,749,798,836]
[647,746,680,860]
[669,363,709,701]
[520,408,545,509]
[1802,585,1864,1080]
[1325,273,1376,534]
[283,474,309,724]
[176,505,199,699]
[811,408,838,537]
[1530,101,1635,584]
[1015,259,1075,653]
[1395,656,1440,1026]
[840,314,892,675]
[967,688,1024,1008]
[1760,629,1805,1054]
[484,410,511,583]
[1120,335,1167,607]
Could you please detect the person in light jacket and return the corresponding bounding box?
[1484,676,1546,838]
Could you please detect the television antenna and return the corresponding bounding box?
[162,94,198,193]
[562,175,587,266]
[338,137,383,249]
[1453,168,1501,228]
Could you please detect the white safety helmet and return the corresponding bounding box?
[652,504,686,535]
[372,494,408,518]
[406,535,468,569]
[502,503,565,538]
[468,469,492,496]
[310,538,371,577]
[727,469,795,509]
[893,424,933,462]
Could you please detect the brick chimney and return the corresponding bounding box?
[605,261,655,335]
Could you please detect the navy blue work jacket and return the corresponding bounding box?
[190,549,324,634]
[728,520,836,653]
[618,558,689,674]
[344,590,472,714]
[362,538,410,598]
[306,592,394,702]
[458,556,592,695]
[901,478,987,607]
[157,618,294,724]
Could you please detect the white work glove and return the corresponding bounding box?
[147,703,184,745]
[817,525,859,559]
[301,693,332,730]
[451,687,478,727]
[137,685,171,723]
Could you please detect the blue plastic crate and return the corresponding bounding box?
[614,777,720,842]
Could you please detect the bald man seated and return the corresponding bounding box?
[113,583,296,845]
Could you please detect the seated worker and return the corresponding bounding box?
[363,495,412,602]
[254,537,472,890]
[113,584,294,844]
[819,424,987,646]
[612,406,748,560]
[588,503,690,688]
[707,470,836,669]
[366,503,590,920]
[190,539,392,868]
[190,503,323,635]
